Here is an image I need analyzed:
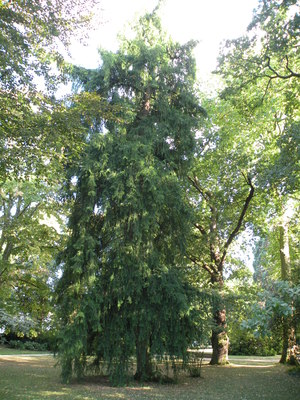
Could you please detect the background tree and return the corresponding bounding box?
[0,0,101,92]
[57,10,205,385]
[0,0,103,339]
[216,0,300,364]
[186,97,256,365]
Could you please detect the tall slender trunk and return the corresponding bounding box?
[278,220,296,364]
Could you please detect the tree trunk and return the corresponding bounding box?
[279,223,290,281]
[210,308,229,365]
[280,318,289,364]
[278,218,297,364]
[188,175,254,366]
[134,337,153,381]
[210,274,229,365]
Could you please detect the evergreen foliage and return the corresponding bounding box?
[57,10,205,385]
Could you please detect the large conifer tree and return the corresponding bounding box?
[57,9,205,385]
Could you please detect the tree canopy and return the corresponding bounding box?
[0,0,101,339]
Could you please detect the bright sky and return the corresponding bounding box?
[70,0,258,78]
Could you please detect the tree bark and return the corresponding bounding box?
[280,318,289,364]
[210,308,229,365]
[210,274,229,365]
[134,337,153,381]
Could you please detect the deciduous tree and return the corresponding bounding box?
[215,0,299,364]
[0,0,102,337]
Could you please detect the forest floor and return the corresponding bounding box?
[0,351,299,400]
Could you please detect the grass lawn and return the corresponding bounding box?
[0,354,299,400]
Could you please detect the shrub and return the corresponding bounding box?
[8,340,24,350]
[8,340,48,351]
[0,336,8,345]
[229,330,281,356]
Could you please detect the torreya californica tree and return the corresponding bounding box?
[57,10,206,385]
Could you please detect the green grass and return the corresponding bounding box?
[0,354,299,400]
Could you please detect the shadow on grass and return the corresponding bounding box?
[0,355,299,400]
